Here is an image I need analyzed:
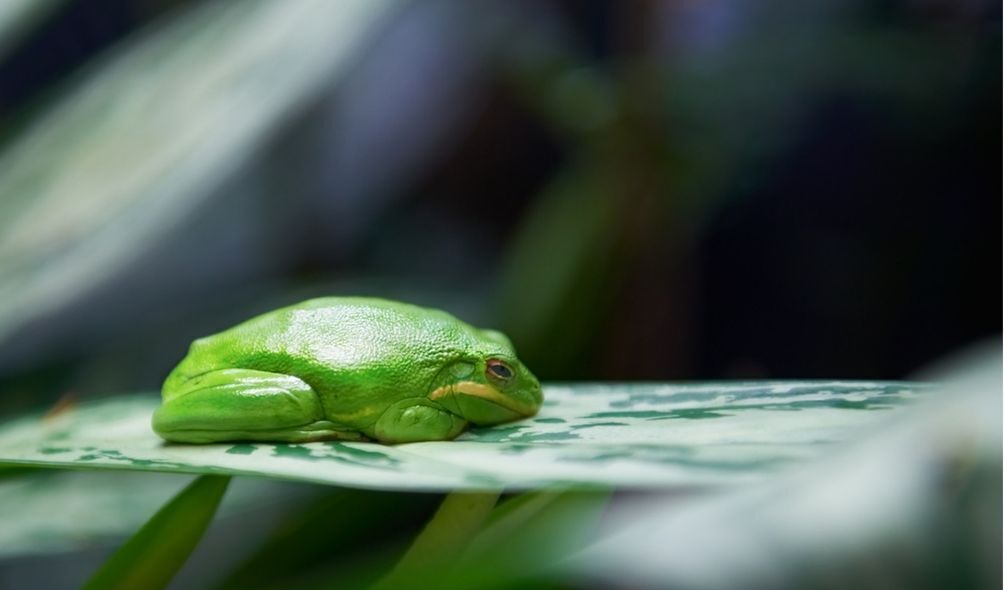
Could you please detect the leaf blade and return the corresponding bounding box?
[0,382,929,491]
[373,491,501,590]
[83,475,230,590]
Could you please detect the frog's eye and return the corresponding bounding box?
[486,359,514,382]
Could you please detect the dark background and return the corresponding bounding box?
[0,0,999,411]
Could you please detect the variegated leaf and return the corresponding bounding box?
[0,382,927,491]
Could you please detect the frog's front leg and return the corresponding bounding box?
[153,369,362,443]
[373,399,467,444]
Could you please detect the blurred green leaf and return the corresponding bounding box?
[460,489,611,588]
[0,471,192,558]
[390,489,611,590]
[374,491,500,590]
[0,0,64,59]
[0,383,926,491]
[476,489,567,539]
[0,470,307,559]
[495,162,623,374]
[83,475,230,590]
[215,488,441,590]
[0,0,398,351]
[565,347,1002,590]
[364,489,609,590]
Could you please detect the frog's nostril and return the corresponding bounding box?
[527,377,543,403]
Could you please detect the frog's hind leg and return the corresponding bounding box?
[152,369,363,444]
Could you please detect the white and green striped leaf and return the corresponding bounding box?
[0,382,927,491]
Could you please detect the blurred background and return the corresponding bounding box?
[0,1,999,588]
[0,0,999,410]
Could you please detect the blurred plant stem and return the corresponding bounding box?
[494,22,689,378]
[443,489,612,589]
[83,475,230,590]
[373,491,500,590]
[215,488,440,590]
[373,488,611,590]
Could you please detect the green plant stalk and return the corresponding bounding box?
[477,489,565,540]
[384,489,612,590]
[83,475,230,590]
[451,489,612,589]
[214,489,440,590]
[372,490,501,589]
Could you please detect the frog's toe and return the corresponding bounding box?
[373,399,467,443]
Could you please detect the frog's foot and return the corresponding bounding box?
[153,369,361,444]
[373,399,468,444]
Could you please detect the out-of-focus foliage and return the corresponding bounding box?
[372,491,500,590]
[0,0,998,588]
[0,0,63,58]
[0,0,397,375]
[568,343,1002,590]
[391,489,612,590]
[215,488,441,590]
[83,475,229,590]
[0,0,995,398]
[0,471,311,559]
[0,471,195,557]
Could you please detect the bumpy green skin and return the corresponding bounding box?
[152,297,542,444]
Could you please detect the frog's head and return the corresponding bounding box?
[429,329,543,426]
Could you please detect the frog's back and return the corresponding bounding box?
[164,297,479,397]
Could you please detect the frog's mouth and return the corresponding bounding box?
[428,381,537,422]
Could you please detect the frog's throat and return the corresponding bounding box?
[428,381,534,416]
